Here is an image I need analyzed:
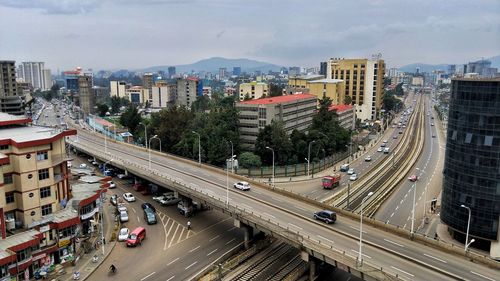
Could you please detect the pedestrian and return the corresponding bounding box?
[187,221,191,230]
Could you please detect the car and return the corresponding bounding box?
[117,173,128,179]
[110,195,118,206]
[380,143,386,147]
[383,147,390,154]
[119,211,129,222]
[107,181,116,189]
[117,203,127,213]
[160,196,181,206]
[144,209,157,224]
[377,147,383,152]
[432,134,436,138]
[399,130,403,134]
[87,158,94,163]
[123,193,136,202]
[152,192,174,202]
[431,123,434,126]
[79,163,87,169]
[408,175,418,182]
[383,140,388,144]
[347,168,355,175]
[233,181,251,191]
[92,161,99,166]
[141,203,156,212]
[313,210,337,224]
[349,174,358,181]
[118,228,129,242]
[364,156,372,162]
[339,164,350,172]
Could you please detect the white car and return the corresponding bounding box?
[107,181,116,189]
[117,174,127,179]
[160,196,181,206]
[383,140,388,144]
[79,163,87,169]
[349,174,358,181]
[123,193,136,202]
[233,181,251,191]
[347,168,355,175]
[119,211,129,222]
[118,228,129,241]
[117,204,127,213]
[364,156,372,162]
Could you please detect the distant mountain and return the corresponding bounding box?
[140,57,285,74]
[398,63,449,73]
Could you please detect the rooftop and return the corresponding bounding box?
[307,78,344,84]
[289,74,325,80]
[238,94,316,105]
[0,112,31,126]
[452,77,500,82]
[329,104,353,112]
[0,125,76,147]
[0,229,40,251]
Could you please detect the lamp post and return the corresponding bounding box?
[410,181,417,237]
[139,122,148,149]
[307,140,316,177]
[225,154,236,205]
[149,135,159,169]
[266,146,274,188]
[103,159,113,176]
[417,168,428,224]
[191,131,201,165]
[358,191,373,266]
[104,125,108,154]
[461,204,472,252]
[229,140,234,174]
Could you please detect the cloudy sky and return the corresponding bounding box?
[0,0,498,71]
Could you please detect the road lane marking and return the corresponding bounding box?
[207,248,218,256]
[349,226,367,233]
[227,227,236,232]
[390,212,395,217]
[131,208,136,213]
[263,212,276,219]
[384,239,405,248]
[288,223,302,230]
[137,216,140,223]
[185,261,198,270]
[391,266,414,277]
[167,258,179,266]
[209,235,220,242]
[272,197,284,202]
[225,238,236,245]
[164,220,176,250]
[350,250,371,259]
[294,205,308,212]
[423,253,447,263]
[470,271,495,281]
[240,203,253,210]
[166,276,175,281]
[140,272,156,281]
[168,225,181,248]
[189,245,200,253]
[317,235,334,244]
[177,228,185,243]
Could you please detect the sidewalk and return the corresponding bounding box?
[58,194,118,281]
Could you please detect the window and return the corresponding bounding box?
[0,145,8,150]
[16,248,29,262]
[36,151,48,161]
[5,192,14,204]
[41,204,52,216]
[38,169,50,180]
[26,154,31,159]
[465,133,473,144]
[3,173,12,184]
[40,187,51,198]
[484,136,493,146]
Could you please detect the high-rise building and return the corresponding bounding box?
[467,59,491,76]
[0,60,25,115]
[441,78,500,258]
[219,68,227,80]
[319,62,328,76]
[17,62,51,91]
[289,67,301,76]
[93,86,110,105]
[151,83,176,108]
[78,75,95,115]
[126,86,149,105]
[142,73,153,90]
[236,94,317,150]
[168,66,176,78]
[238,81,269,101]
[176,77,202,107]
[233,67,241,76]
[448,64,456,75]
[110,81,128,98]
[328,58,385,121]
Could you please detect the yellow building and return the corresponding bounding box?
[328,58,385,121]
[239,81,269,101]
[0,113,75,229]
[287,75,346,105]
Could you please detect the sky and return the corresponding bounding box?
[0,0,499,71]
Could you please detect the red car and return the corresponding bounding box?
[408,175,418,182]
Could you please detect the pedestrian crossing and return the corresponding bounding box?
[158,212,193,250]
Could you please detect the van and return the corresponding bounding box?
[340,164,350,172]
[144,209,157,224]
[126,227,146,247]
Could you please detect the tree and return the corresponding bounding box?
[344,95,352,105]
[255,121,293,165]
[150,106,195,154]
[97,104,109,117]
[119,105,142,136]
[269,83,284,97]
[243,93,251,101]
[239,152,262,168]
[191,95,210,112]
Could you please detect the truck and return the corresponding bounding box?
[322,173,341,189]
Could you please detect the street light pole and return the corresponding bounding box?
[307,140,316,177]
[149,135,158,169]
[358,191,373,267]
[461,204,472,252]
[230,140,234,174]
[266,146,274,188]
[411,182,416,237]
[103,159,113,176]
[417,168,428,224]
[104,125,108,154]
[191,131,201,165]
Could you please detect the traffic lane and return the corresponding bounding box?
[73,131,494,280]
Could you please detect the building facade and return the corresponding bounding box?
[238,81,269,101]
[110,81,128,99]
[151,84,176,108]
[142,73,153,90]
[126,86,149,105]
[176,77,202,108]
[441,78,500,258]
[328,58,385,121]
[0,60,25,116]
[329,104,355,130]
[236,94,317,149]
[78,75,95,115]
[17,62,51,91]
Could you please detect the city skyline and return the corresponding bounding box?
[1,0,499,70]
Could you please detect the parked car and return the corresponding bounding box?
[432,134,436,138]
[141,203,156,212]
[233,181,251,191]
[380,143,386,148]
[118,228,129,242]
[347,168,355,175]
[408,175,418,182]
[123,193,136,202]
[117,203,127,213]
[431,123,435,126]
[364,156,372,162]
[349,174,358,181]
[107,181,116,189]
[119,211,129,222]
[117,173,128,179]
[79,163,87,169]
[313,210,337,224]
[110,195,118,206]
[160,196,181,206]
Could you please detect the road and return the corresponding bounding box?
[375,94,443,233]
[69,127,499,281]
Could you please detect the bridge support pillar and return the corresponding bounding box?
[300,251,316,281]
[234,219,253,249]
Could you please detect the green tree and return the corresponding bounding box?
[344,95,352,105]
[255,121,293,165]
[119,105,142,136]
[150,106,195,154]
[243,93,251,101]
[239,152,262,168]
[269,83,284,97]
[96,104,109,117]
[191,95,210,112]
